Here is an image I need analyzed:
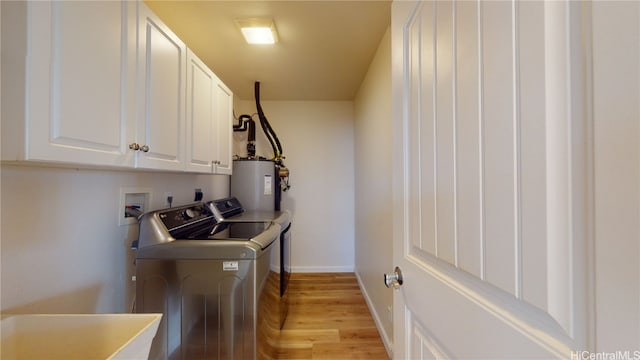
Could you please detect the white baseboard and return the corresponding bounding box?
[291,265,354,273]
[355,270,393,359]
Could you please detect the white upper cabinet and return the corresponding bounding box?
[135,4,187,171]
[1,1,232,174]
[213,80,233,175]
[185,49,215,173]
[1,1,137,166]
[185,49,233,174]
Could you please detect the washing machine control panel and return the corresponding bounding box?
[158,203,213,232]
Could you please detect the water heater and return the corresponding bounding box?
[230,159,280,211]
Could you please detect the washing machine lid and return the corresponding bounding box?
[185,221,273,241]
[135,220,280,260]
[137,202,280,252]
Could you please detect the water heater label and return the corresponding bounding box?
[264,175,272,195]
[223,261,238,271]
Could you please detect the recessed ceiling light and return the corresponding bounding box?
[235,18,278,45]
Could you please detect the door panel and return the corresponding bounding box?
[52,2,122,148]
[401,258,577,358]
[453,1,482,279]
[27,1,135,166]
[392,1,590,358]
[186,49,215,173]
[480,1,518,296]
[516,0,549,312]
[214,80,233,174]
[136,5,186,171]
[189,60,214,168]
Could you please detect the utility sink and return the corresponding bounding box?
[0,313,162,360]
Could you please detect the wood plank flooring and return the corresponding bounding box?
[268,273,390,360]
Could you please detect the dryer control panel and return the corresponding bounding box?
[207,197,244,221]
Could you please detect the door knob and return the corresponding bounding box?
[384,266,403,289]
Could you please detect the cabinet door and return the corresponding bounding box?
[185,49,214,173]
[25,1,136,166]
[213,80,233,175]
[136,5,186,171]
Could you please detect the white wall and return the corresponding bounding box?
[235,100,355,272]
[353,28,393,352]
[0,164,228,313]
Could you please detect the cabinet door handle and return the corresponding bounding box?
[129,143,150,152]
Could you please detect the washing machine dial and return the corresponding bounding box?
[183,208,196,220]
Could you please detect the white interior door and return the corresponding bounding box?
[390,1,593,358]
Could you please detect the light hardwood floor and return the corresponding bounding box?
[266,272,390,360]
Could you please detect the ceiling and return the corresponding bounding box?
[144,1,391,101]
